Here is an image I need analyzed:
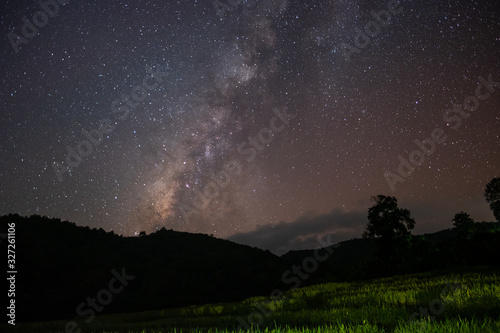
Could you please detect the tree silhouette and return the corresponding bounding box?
[363,195,415,240]
[452,211,475,240]
[363,195,415,271]
[484,177,500,222]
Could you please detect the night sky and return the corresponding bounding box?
[1,0,499,254]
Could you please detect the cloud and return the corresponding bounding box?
[228,208,367,255]
[402,194,496,235]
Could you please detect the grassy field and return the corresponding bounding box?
[7,267,500,333]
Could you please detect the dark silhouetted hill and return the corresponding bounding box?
[1,214,288,322]
[1,214,498,323]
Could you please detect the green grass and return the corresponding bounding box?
[6,268,500,333]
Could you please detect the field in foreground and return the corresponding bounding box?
[6,267,500,333]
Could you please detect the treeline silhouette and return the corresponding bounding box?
[1,212,499,323]
[1,214,288,323]
[283,221,500,283]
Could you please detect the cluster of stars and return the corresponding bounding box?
[0,0,498,252]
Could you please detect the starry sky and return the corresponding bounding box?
[1,0,499,255]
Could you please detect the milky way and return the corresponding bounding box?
[1,0,499,253]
